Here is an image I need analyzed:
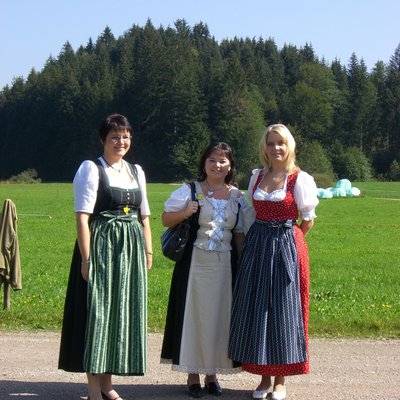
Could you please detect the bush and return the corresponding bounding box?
[313,173,334,188]
[335,147,372,181]
[7,169,41,184]
[388,159,400,181]
[297,141,335,183]
[235,171,253,190]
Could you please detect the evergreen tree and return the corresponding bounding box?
[369,61,391,174]
[386,44,400,162]
[297,140,334,177]
[211,56,263,178]
[158,20,210,180]
[388,159,400,181]
[299,42,316,63]
[128,20,169,179]
[285,63,337,144]
[280,44,302,87]
[0,78,29,177]
[347,54,377,152]
[0,21,398,181]
[330,59,350,144]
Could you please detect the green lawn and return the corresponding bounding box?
[0,181,399,338]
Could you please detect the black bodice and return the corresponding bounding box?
[92,159,142,216]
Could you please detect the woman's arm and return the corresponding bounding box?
[141,215,153,269]
[135,164,153,269]
[233,232,245,256]
[299,219,314,237]
[76,212,91,281]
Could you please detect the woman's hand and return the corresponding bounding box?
[141,215,153,270]
[76,212,91,281]
[184,200,199,219]
[162,200,199,228]
[146,253,153,270]
[81,259,89,281]
[300,219,314,236]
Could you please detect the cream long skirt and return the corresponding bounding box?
[174,246,238,374]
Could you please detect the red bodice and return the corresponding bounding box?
[252,170,299,222]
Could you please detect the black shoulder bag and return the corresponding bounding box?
[161,182,196,262]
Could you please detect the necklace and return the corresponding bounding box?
[103,157,123,173]
[205,179,226,196]
[271,173,286,183]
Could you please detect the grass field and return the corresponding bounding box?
[0,181,399,338]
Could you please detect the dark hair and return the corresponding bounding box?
[197,142,236,184]
[99,113,132,142]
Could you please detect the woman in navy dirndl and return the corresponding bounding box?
[58,114,153,400]
[229,124,319,400]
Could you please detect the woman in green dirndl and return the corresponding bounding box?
[58,114,153,400]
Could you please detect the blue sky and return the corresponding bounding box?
[1,0,399,89]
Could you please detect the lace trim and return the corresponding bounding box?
[160,358,241,374]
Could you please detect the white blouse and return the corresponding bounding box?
[248,169,319,221]
[73,158,151,216]
[164,183,244,251]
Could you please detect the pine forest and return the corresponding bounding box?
[1,20,399,185]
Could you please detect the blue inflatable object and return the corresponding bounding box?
[317,188,333,199]
[317,179,361,199]
[350,187,361,196]
[329,187,346,197]
[336,179,351,191]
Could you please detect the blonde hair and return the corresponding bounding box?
[259,124,298,173]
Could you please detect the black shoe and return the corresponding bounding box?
[188,383,203,398]
[205,381,223,396]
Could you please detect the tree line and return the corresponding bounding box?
[0,19,399,185]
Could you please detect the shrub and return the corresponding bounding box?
[388,159,400,181]
[235,171,253,190]
[313,173,334,188]
[7,169,41,184]
[335,147,372,181]
[297,141,335,183]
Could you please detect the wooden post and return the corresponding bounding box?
[3,282,10,309]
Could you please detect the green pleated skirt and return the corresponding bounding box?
[83,213,147,375]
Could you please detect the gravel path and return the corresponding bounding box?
[0,332,399,399]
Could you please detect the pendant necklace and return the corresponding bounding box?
[103,157,123,173]
[205,179,226,196]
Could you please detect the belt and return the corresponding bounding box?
[93,209,139,223]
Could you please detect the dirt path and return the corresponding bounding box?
[0,332,399,400]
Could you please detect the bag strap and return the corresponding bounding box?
[185,181,198,225]
[189,181,196,201]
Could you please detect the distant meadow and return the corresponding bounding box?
[0,181,399,338]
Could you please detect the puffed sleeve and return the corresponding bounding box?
[135,164,151,216]
[247,168,262,203]
[239,190,256,234]
[294,171,319,220]
[73,160,99,213]
[164,183,191,212]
